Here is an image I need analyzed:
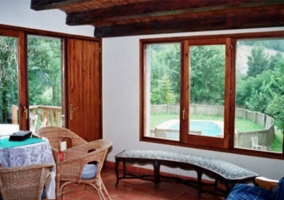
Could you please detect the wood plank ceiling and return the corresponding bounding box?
[30,0,284,38]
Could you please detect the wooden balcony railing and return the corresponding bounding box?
[11,105,63,130]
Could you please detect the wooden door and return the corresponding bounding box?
[66,38,102,141]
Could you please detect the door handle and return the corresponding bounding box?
[23,106,28,119]
[182,108,186,120]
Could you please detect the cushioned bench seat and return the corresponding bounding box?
[115,150,258,197]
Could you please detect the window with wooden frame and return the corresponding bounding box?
[0,25,102,141]
[140,32,284,159]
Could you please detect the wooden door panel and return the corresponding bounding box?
[66,38,101,141]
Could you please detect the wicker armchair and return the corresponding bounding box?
[56,138,113,200]
[37,126,87,162]
[0,164,54,200]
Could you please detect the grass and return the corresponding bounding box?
[270,132,283,152]
[150,113,283,152]
[150,113,263,131]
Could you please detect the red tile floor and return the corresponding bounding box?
[64,165,225,200]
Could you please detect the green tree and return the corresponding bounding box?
[0,37,18,123]
[265,59,284,130]
[246,47,269,78]
[238,70,273,112]
[151,74,175,104]
[190,45,225,104]
[237,48,284,130]
[0,36,61,123]
[150,43,180,104]
[28,37,61,106]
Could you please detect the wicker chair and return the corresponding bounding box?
[56,138,113,200]
[37,126,87,162]
[0,164,54,200]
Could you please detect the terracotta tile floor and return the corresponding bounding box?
[64,165,225,200]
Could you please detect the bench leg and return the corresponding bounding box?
[214,178,219,194]
[115,159,120,186]
[197,169,203,199]
[115,159,127,186]
[226,181,235,195]
[153,161,161,189]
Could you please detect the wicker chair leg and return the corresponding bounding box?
[101,182,112,200]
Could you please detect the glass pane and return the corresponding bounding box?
[235,39,284,153]
[145,43,181,141]
[28,35,63,133]
[189,45,225,138]
[0,36,19,136]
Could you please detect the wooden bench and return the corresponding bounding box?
[115,150,258,197]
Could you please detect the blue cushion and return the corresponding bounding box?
[81,164,97,180]
[226,184,272,200]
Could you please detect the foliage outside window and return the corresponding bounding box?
[28,36,62,107]
[0,34,63,131]
[143,40,227,148]
[235,39,284,153]
[0,36,18,124]
[141,34,284,158]
[27,35,63,129]
[145,43,180,140]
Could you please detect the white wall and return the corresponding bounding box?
[1,0,284,181]
[103,28,284,180]
[0,0,94,36]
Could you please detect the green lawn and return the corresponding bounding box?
[150,114,263,131]
[270,132,283,152]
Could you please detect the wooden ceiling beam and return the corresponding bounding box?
[30,0,88,10]
[66,0,228,25]
[66,0,282,26]
[94,7,284,38]
[30,0,284,38]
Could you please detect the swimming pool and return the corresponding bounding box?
[169,120,222,136]
[155,119,223,139]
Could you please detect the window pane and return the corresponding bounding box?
[189,45,225,138]
[0,36,20,135]
[235,39,284,153]
[28,35,63,133]
[145,43,181,141]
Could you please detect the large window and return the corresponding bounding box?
[28,35,63,131]
[235,38,284,154]
[141,33,284,158]
[0,34,19,134]
[142,39,228,148]
[187,44,226,141]
[143,43,181,140]
[0,29,64,134]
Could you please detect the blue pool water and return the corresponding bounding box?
[168,121,222,137]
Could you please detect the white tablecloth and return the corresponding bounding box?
[0,139,56,199]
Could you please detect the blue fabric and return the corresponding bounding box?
[0,137,44,149]
[41,186,46,199]
[270,177,284,200]
[81,164,97,180]
[226,184,272,200]
[227,177,284,200]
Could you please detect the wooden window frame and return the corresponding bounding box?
[140,31,284,160]
[0,24,102,137]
